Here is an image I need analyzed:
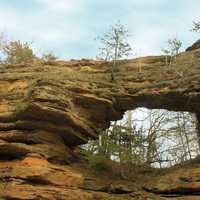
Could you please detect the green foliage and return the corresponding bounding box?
[14,101,29,117]
[0,33,59,65]
[167,38,182,55]
[90,155,112,172]
[2,40,35,64]
[191,21,200,32]
[162,37,182,65]
[84,124,147,169]
[97,21,132,80]
[42,52,57,63]
[97,22,132,61]
[82,108,199,171]
[81,150,112,172]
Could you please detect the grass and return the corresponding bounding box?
[14,100,29,117]
[0,64,7,73]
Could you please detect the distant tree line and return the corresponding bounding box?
[1,19,200,73]
[0,32,57,65]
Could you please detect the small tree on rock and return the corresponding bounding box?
[2,40,35,65]
[42,52,57,63]
[161,48,170,65]
[168,38,182,56]
[162,37,182,65]
[97,21,132,81]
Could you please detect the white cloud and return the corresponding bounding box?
[132,0,167,6]
[0,0,199,59]
[0,6,21,31]
[0,3,84,40]
[36,0,84,12]
[0,3,87,59]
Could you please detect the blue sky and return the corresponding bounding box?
[0,0,200,60]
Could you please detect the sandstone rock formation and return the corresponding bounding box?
[186,39,200,51]
[1,48,200,199]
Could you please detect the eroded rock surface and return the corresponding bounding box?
[1,49,200,199]
[186,39,200,51]
[144,160,200,199]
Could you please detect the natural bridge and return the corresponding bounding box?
[1,48,200,199]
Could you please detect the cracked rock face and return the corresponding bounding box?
[1,49,200,199]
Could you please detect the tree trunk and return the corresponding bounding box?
[195,113,200,151]
[182,113,192,160]
[127,111,132,129]
[165,55,168,65]
[111,63,114,81]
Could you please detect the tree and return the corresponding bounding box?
[0,32,7,64]
[42,52,57,63]
[191,21,200,32]
[168,38,182,56]
[97,21,132,80]
[162,37,182,65]
[83,108,199,170]
[1,40,35,65]
[161,49,170,65]
[0,32,6,50]
[195,113,200,149]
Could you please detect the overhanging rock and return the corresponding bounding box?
[0,49,200,199]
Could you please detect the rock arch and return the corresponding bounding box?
[0,49,200,199]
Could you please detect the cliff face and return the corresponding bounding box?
[1,48,200,199]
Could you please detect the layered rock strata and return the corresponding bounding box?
[1,48,200,199]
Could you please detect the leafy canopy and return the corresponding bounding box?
[97,21,132,61]
[1,39,35,65]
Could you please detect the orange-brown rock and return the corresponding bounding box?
[1,48,200,199]
[143,161,200,199]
